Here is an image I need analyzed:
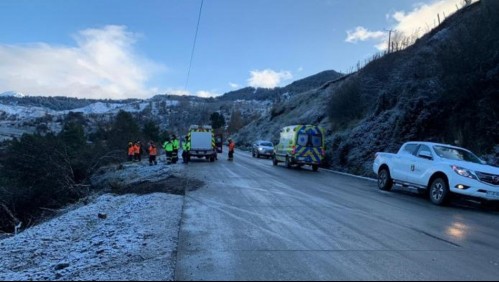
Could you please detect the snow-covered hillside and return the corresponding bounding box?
[0,91,25,98]
[0,161,191,281]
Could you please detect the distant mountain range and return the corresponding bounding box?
[0,91,25,98]
[216,70,343,101]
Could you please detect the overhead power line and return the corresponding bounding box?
[185,0,204,92]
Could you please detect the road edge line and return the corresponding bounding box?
[321,168,377,182]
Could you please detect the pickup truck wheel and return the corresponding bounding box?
[429,178,449,205]
[378,168,393,191]
[256,152,260,158]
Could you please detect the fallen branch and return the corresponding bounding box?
[0,202,21,227]
[39,207,59,212]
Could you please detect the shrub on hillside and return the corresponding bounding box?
[328,78,367,129]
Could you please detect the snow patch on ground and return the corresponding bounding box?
[0,160,189,281]
[91,158,183,189]
[0,193,183,281]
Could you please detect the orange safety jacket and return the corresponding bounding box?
[229,142,235,151]
[128,146,134,155]
[134,144,140,154]
[149,145,157,156]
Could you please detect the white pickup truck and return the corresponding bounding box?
[373,142,499,205]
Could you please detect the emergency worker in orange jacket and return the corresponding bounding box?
[127,141,134,161]
[228,139,235,161]
[134,141,142,162]
[148,141,158,166]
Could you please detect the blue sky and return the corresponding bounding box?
[0,0,469,99]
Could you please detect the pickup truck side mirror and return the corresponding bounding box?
[418,151,433,160]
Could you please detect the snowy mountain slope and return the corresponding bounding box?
[0,91,25,98]
[0,103,57,118]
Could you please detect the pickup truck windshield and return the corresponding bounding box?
[259,142,273,147]
[433,145,482,164]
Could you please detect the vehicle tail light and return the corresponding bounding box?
[321,148,326,156]
[291,146,296,155]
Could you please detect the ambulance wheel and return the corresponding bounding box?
[285,157,292,168]
[312,165,319,172]
[272,156,278,166]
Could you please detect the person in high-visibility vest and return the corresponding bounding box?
[127,141,134,162]
[148,141,158,166]
[182,135,190,164]
[228,139,235,161]
[163,138,174,164]
[133,141,142,162]
[172,135,179,164]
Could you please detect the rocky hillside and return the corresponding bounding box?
[235,1,499,175]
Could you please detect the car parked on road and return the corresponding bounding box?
[252,140,274,158]
[373,141,499,205]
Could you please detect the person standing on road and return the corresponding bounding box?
[127,141,134,162]
[148,141,158,166]
[172,135,179,164]
[163,138,174,164]
[228,139,235,161]
[182,135,190,164]
[133,141,142,162]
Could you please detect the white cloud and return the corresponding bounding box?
[297,66,304,72]
[345,27,386,43]
[390,0,475,36]
[345,0,477,51]
[229,82,239,89]
[164,88,190,96]
[161,88,219,98]
[196,90,220,98]
[247,69,293,89]
[0,25,165,99]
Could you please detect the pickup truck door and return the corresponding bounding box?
[391,144,419,182]
[407,145,434,186]
[392,153,415,182]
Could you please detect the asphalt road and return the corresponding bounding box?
[175,150,499,280]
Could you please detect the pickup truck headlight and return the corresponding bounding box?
[451,165,477,180]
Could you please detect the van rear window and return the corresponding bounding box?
[297,134,308,146]
[297,134,322,147]
[311,135,322,147]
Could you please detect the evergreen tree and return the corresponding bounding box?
[210,112,226,129]
[143,120,160,141]
[227,110,243,134]
[108,110,140,150]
